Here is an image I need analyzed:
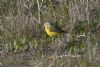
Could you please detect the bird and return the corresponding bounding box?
[44,22,67,37]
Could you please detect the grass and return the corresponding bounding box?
[0,0,100,67]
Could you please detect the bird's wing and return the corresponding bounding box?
[50,25,66,33]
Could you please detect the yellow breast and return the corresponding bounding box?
[45,26,60,37]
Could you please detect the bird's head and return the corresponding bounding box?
[44,22,51,28]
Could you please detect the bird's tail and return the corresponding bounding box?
[62,30,68,33]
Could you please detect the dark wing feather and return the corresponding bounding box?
[50,25,67,33]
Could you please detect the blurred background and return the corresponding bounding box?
[0,0,100,67]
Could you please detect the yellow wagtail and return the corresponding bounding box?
[44,22,67,37]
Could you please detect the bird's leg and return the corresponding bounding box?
[52,37,55,44]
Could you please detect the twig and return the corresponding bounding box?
[92,23,100,33]
[76,33,86,38]
[48,54,81,59]
[37,0,41,23]
[95,23,100,31]
[86,0,92,62]
[32,16,39,23]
